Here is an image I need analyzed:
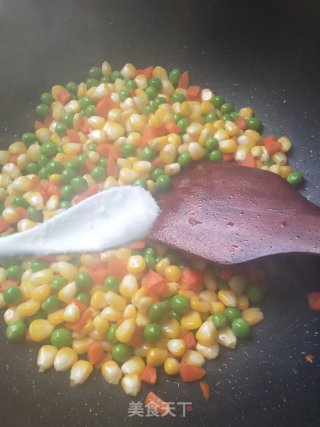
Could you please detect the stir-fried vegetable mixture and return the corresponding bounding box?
[0,62,302,395]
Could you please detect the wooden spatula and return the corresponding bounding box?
[150,161,320,264]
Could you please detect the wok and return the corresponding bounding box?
[0,1,319,426]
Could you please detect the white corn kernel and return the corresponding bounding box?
[37,345,58,372]
[70,360,93,386]
[121,356,145,375]
[182,349,205,367]
[217,327,237,349]
[101,360,122,384]
[196,342,219,360]
[121,374,141,396]
[54,347,78,371]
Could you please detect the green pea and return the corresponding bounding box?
[133,179,148,189]
[213,96,225,109]
[204,111,219,123]
[76,153,89,168]
[125,79,137,90]
[75,271,93,291]
[84,105,96,117]
[232,317,250,338]
[145,86,158,100]
[3,286,23,304]
[121,143,136,158]
[224,307,241,323]
[169,310,181,321]
[156,175,171,190]
[76,292,90,306]
[149,302,170,322]
[88,66,102,80]
[42,295,61,314]
[144,247,157,258]
[79,97,93,109]
[27,206,43,222]
[209,150,222,162]
[86,142,97,152]
[170,295,190,314]
[111,71,122,82]
[59,200,72,209]
[173,113,183,123]
[103,275,120,293]
[38,167,48,180]
[151,168,164,181]
[100,76,111,84]
[50,327,73,348]
[205,137,219,152]
[66,81,78,94]
[221,103,234,114]
[55,123,67,137]
[41,141,58,157]
[171,92,186,103]
[61,185,75,201]
[107,323,119,343]
[31,259,49,273]
[50,275,67,292]
[6,320,27,341]
[247,284,263,303]
[91,166,107,182]
[246,117,262,131]
[61,168,77,185]
[46,160,64,175]
[143,105,152,115]
[217,278,229,290]
[169,69,181,86]
[177,153,192,167]
[153,96,166,108]
[26,162,40,174]
[37,155,48,168]
[11,196,29,209]
[70,176,88,193]
[265,159,275,167]
[144,323,162,342]
[61,112,74,128]
[119,89,130,101]
[177,118,189,132]
[112,343,133,363]
[141,146,156,161]
[145,254,156,269]
[22,132,37,146]
[86,78,99,88]
[287,172,304,186]
[64,160,77,171]
[40,92,53,105]
[149,101,158,114]
[148,77,161,91]
[230,111,239,120]
[6,265,24,281]
[36,104,51,118]
[212,313,228,329]
[98,158,107,168]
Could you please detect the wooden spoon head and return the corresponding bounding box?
[150,162,320,264]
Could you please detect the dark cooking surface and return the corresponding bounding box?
[0,1,319,426]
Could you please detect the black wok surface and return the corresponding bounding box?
[0,1,319,426]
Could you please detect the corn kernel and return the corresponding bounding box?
[242,307,264,325]
[121,374,141,396]
[182,349,205,367]
[229,275,247,296]
[91,290,107,310]
[127,255,146,274]
[37,345,58,372]
[190,295,211,313]
[102,360,123,384]
[146,348,168,367]
[100,306,122,322]
[72,338,92,355]
[196,320,217,346]
[58,281,77,304]
[116,318,136,343]
[196,342,219,360]
[164,357,180,375]
[64,303,80,323]
[210,301,225,314]
[161,318,181,339]
[121,356,145,375]
[105,291,127,312]
[218,289,237,307]
[29,319,54,342]
[17,300,41,318]
[119,274,139,298]
[217,327,237,349]
[181,311,202,330]
[54,347,78,371]
[70,360,93,386]
[31,284,51,302]
[167,339,186,357]
[48,309,66,326]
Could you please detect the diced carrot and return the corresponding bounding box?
[136,66,154,79]
[145,270,167,297]
[141,125,165,147]
[87,265,109,284]
[71,298,87,313]
[107,145,120,178]
[56,89,71,105]
[6,227,14,235]
[44,117,52,127]
[165,121,180,134]
[107,258,127,280]
[182,332,196,349]
[187,85,201,101]
[180,267,203,292]
[0,217,10,233]
[129,240,146,249]
[65,308,92,332]
[179,361,206,382]
[145,392,168,416]
[67,129,81,144]
[200,381,210,400]
[222,153,234,162]
[307,292,320,311]
[34,120,45,130]
[262,135,282,155]
[178,71,190,89]
[127,326,145,347]
[96,144,111,157]
[85,159,96,172]
[240,153,256,168]
[9,154,18,164]
[79,116,90,133]
[73,184,101,204]
[152,156,163,168]
[95,97,118,117]
[0,280,19,292]
[219,268,235,281]
[87,341,105,365]
[31,175,41,188]
[15,207,27,219]
[140,365,157,385]
[235,117,247,131]
[41,181,61,197]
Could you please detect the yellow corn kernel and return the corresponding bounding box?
[278,136,292,152]
[196,320,217,346]
[58,282,77,304]
[272,151,287,165]
[123,304,136,319]
[280,165,292,178]
[181,311,202,330]
[167,339,186,357]
[161,318,181,339]
[164,357,180,375]
[102,360,123,385]
[4,308,21,325]
[118,168,138,185]
[17,300,41,317]
[105,291,127,312]
[159,143,177,164]
[88,116,106,129]
[56,262,77,282]
[103,121,125,141]
[72,338,92,354]
[64,303,80,323]
[229,275,248,296]
[155,258,170,275]
[121,374,141,396]
[29,319,54,342]
[88,129,108,144]
[210,301,225,314]
[54,347,78,372]
[167,133,181,148]
[188,142,206,161]
[133,342,152,358]
[11,176,32,193]
[101,306,122,322]
[178,289,196,299]
[119,274,139,298]
[90,290,107,310]
[20,280,35,299]
[155,337,169,350]
[2,207,19,224]
[162,282,179,298]
[200,100,214,115]
[31,284,51,302]
[199,290,217,303]
[242,307,264,325]
[182,349,205,367]
[190,296,211,313]
[196,342,219,360]
[237,295,249,310]
[180,101,192,116]
[70,360,93,386]
[37,345,58,372]
[135,311,150,327]
[121,356,145,376]
[146,348,168,367]
[164,265,181,282]
[269,164,281,175]
[218,289,237,307]
[239,107,253,119]
[63,142,81,156]
[127,255,146,274]
[2,163,21,179]
[48,309,65,326]
[0,150,10,165]
[116,318,136,343]
[219,139,237,154]
[133,160,152,176]
[217,327,237,349]
[93,315,109,336]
